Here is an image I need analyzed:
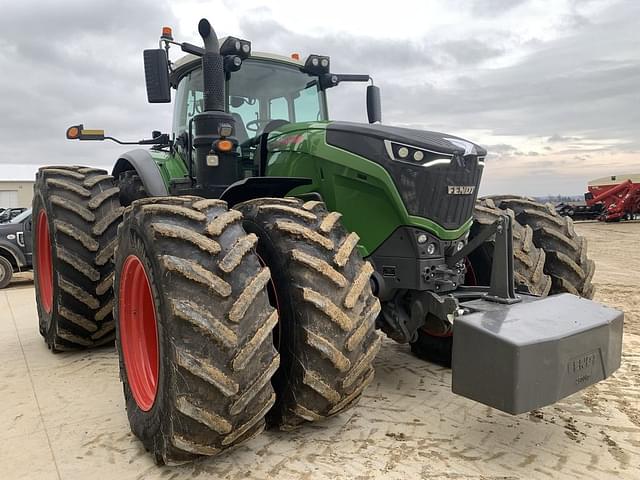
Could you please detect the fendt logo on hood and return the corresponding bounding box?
[447,186,476,195]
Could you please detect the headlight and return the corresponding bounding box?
[383,139,452,168]
[303,55,330,75]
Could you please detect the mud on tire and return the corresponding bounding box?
[33,166,123,351]
[486,195,595,298]
[114,197,279,464]
[237,198,381,430]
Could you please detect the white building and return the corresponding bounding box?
[0,181,35,208]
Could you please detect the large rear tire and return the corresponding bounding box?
[237,198,381,429]
[486,195,595,298]
[118,170,147,207]
[114,197,279,464]
[33,166,123,351]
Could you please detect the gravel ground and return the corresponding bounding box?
[1,221,638,479]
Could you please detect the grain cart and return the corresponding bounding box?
[33,19,623,464]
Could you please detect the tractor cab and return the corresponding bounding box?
[169,52,329,172]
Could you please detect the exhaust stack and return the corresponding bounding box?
[198,19,225,112]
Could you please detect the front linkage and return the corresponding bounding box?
[379,212,523,346]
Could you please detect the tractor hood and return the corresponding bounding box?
[326,121,487,158]
[324,121,486,230]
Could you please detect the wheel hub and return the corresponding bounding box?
[119,255,159,411]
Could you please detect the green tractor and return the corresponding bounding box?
[32,19,622,464]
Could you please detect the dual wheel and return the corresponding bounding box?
[32,167,380,464]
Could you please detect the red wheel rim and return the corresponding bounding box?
[119,255,159,411]
[36,210,53,313]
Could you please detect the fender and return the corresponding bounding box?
[220,177,312,207]
[0,241,25,268]
[112,149,169,197]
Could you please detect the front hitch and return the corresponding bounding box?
[448,212,520,304]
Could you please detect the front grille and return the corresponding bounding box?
[326,123,484,231]
[388,156,482,229]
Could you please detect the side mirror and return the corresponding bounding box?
[143,49,171,103]
[366,85,382,124]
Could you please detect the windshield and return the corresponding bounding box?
[172,59,326,143]
[10,208,31,224]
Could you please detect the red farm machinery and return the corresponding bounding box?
[556,173,640,222]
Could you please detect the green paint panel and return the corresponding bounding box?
[149,150,189,189]
[265,123,470,255]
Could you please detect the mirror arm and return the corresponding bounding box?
[102,134,171,146]
[318,73,371,90]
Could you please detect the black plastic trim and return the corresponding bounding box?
[220,177,312,207]
[112,149,169,197]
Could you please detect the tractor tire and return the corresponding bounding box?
[33,166,123,351]
[114,196,279,464]
[410,198,553,367]
[486,195,595,298]
[0,255,13,289]
[467,198,552,296]
[237,197,381,429]
[118,170,148,207]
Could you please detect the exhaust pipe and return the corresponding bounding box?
[186,18,242,198]
[198,19,224,112]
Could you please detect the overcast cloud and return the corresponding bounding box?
[0,0,638,195]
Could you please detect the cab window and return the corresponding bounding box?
[173,59,326,140]
[172,68,204,135]
[269,97,289,121]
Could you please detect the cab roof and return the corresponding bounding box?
[170,45,304,87]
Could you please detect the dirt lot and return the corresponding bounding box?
[1,221,638,479]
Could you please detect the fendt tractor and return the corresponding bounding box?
[32,19,623,464]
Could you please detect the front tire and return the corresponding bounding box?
[486,196,595,298]
[114,197,279,464]
[237,198,381,429]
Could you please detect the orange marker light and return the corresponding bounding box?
[291,53,300,60]
[66,126,80,139]
[216,139,234,152]
[161,26,173,39]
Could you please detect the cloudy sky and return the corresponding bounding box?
[0,0,638,195]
